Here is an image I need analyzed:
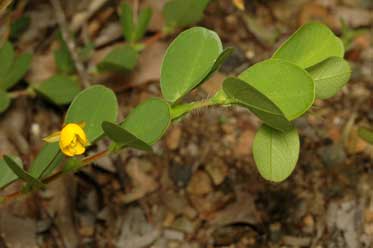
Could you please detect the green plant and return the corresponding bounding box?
[0,34,82,110]
[0,22,351,203]
[98,0,212,72]
[0,41,32,112]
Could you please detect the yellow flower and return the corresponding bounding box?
[43,122,88,157]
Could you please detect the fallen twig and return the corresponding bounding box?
[49,0,90,88]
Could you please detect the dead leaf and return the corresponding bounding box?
[129,41,167,84]
[207,192,260,227]
[116,207,161,248]
[116,158,158,204]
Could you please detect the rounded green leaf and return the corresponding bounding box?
[0,90,10,113]
[307,57,351,99]
[65,85,118,142]
[253,125,300,182]
[97,45,138,72]
[239,59,315,120]
[36,75,81,105]
[121,98,171,144]
[160,27,223,102]
[102,121,152,151]
[272,22,344,69]
[223,77,292,131]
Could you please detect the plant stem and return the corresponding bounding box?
[170,89,236,120]
[8,87,35,99]
[1,90,235,204]
[1,149,110,204]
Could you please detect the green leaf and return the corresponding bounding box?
[102,121,152,151]
[223,77,292,131]
[3,155,44,188]
[163,0,210,30]
[0,90,10,113]
[239,59,315,120]
[253,125,300,182]
[1,53,32,90]
[160,27,222,102]
[97,45,138,72]
[0,156,21,189]
[134,7,152,42]
[54,32,75,75]
[29,143,64,179]
[307,57,351,99]
[65,85,118,142]
[120,2,135,42]
[0,41,15,79]
[358,127,373,144]
[121,98,171,144]
[36,75,81,105]
[272,22,344,69]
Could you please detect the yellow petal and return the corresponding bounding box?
[72,143,85,155]
[43,131,61,143]
[60,123,87,148]
[61,145,75,157]
[60,126,76,148]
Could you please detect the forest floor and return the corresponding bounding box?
[0,0,372,247]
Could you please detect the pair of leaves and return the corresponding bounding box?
[161,27,231,103]
[97,45,139,72]
[225,23,350,182]
[120,2,152,43]
[239,59,315,122]
[26,85,118,182]
[0,41,32,113]
[163,0,210,31]
[103,98,171,151]
[223,77,293,132]
[35,75,81,105]
[273,22,351,100]
[0,41,32,91]
[223,58,315,132]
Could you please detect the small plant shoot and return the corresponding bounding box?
[0,19,352,204]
